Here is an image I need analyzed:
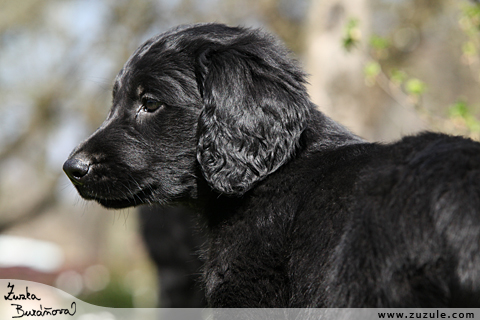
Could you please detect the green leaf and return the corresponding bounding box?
[364,61,381,78]
[369,35,390,50]
[343,18,361,51]
[363,61,381,86]
[448,99,480,133]
[462,41,477,56]
[463,4,480,30]
[449,100,470,118]
[405,78,426,96]
[390,69,407,86]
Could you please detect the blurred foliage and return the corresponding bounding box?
[364,61,381,86]
[460,3,480,75]
[389,69,408,87]
[449,99,480,134]
[343,18,361,52]
[347,1,480,140]
[79,274,134,308]
[369,34,390,58]
[405,78,427,98]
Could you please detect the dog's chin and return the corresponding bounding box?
[74,185,153,209]
[95,197,140,209]
[78,193,142,209]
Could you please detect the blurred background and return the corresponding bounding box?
[1,0,480,308]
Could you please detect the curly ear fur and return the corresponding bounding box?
[195,29,311,195]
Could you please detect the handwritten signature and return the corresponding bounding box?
[4,282,76,318]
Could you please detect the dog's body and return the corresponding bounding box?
[63,23,480,307]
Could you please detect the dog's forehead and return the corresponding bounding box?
[113,31,187,93]
[112,23,248,96]
[114,23,243,81]
[114,65,134,93]
[113,40,159,90]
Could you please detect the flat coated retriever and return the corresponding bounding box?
[63,23,480,307]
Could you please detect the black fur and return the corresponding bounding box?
[139,205,205,307]
[63,23,480,307]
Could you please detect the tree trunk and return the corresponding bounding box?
[304,0,379,140]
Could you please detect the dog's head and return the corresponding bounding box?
[63,23,311,208]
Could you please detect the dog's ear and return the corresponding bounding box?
[195,35,310,195]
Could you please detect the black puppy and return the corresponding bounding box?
[64,23,480,307]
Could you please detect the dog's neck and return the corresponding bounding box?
[189,106,364,228]
[302,105,365,154]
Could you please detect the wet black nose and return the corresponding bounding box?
[63,158,90,184]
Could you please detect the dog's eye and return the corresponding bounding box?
[142,98,163,112]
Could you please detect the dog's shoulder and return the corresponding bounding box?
[345,131,480,260]
[263,131,480,206]
[357,132,479,181]
[393,131,480,163]
[373,132,480,188]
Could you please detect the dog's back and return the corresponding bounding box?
[285,132,480,307]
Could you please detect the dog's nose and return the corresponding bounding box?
[63,158,90,184]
